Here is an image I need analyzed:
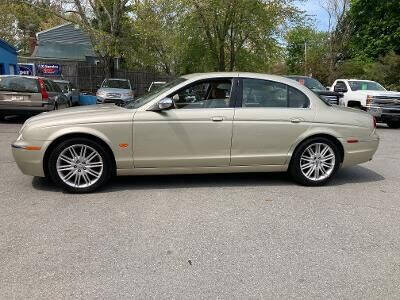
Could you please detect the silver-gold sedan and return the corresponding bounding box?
[12,73,379,193]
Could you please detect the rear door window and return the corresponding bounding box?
[241,78,310,108]
[0,76,39,93]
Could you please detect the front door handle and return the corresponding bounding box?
[290,117,304,123]
[211,116,224,122]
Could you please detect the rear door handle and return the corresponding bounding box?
[290,117,304,123]
[211,116,224,122]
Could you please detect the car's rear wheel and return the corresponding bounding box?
[48,138,113,193]
[289,137,341,186]
[387,121,400,129]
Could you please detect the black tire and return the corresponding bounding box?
[47,137,113,193]
[387,121,400,129]
[289,137,341,186]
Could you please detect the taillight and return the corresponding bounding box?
[38,78,49,100]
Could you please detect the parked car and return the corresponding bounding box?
[96,78,134,105]
[148,81,166,92]
[0,75,70,120]
[287,75,342,105]
[331,79,400,128]
[12,72,379,193]
[53,80,80,106]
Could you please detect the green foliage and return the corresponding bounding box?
[350,0,400,59]
[0,1,63,54]
[285,26,331,84]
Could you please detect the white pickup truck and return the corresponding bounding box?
[330,79,400,128]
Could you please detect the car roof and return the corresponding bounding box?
[180,72,308,88]
[286,75,311,79]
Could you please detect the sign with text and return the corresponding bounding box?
[18,63,35,76]
[37,64,62,76]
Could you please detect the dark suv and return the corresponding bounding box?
[0,75,69,119]
[287,76,342,105]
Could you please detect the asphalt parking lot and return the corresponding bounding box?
[1,116,399,298]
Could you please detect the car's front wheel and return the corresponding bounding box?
[48,138,113,193]
[289,137,341,186]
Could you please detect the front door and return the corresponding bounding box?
[133,78,237,168]
[231,78,316,166]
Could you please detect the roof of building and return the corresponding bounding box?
[32,23,96,61]
[0,39,17,54]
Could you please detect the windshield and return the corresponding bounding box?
[349,81,386,91]
[102,79,130,89]
[55,82,69,93]
[289,76,326,91]
[125,78,187,109]
[0,76,39,93]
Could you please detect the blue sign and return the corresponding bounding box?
[37,64,62,76]
[18,63,35,76]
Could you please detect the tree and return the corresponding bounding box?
[349,0,400,59]
[285,26,331,84]
[184,0,300,72]
[320,0,352,82]
[1,1,64,55]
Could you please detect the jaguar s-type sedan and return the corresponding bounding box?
[12,73,379,193]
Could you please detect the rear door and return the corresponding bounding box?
[0,76,42,107]
[231,77,316,166]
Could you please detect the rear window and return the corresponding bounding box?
[55,82,69,93]
[0,76,39,93]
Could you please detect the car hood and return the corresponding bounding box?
[22,104,135,129]
[354,90,400,97]
[98,88,130,94]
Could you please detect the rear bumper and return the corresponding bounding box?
[340,134,380,167]
[0,104,55,115]
[11,139,49,177]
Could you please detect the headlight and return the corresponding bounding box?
[96,90,106,97]
[123,91,133,97]
[366,95,374,106]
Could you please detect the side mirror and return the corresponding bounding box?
[150,98,174,111]
[172,94,179,101]
[334,86,347,93]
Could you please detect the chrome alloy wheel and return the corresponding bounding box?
[56,144,104,188]
[300,143,335,181]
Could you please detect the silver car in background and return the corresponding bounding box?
[96,78,134,105]
[0,75,69,120]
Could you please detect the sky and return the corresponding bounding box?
[296,0,331,31]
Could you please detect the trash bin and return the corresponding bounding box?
[79,94,97,105]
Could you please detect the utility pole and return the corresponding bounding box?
[304,41,307,76]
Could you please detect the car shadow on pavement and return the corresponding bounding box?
[1,115,31,125]
[32,165,385,194]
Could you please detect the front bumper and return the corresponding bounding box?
[11,139,50,177]
[366,106,400,122]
